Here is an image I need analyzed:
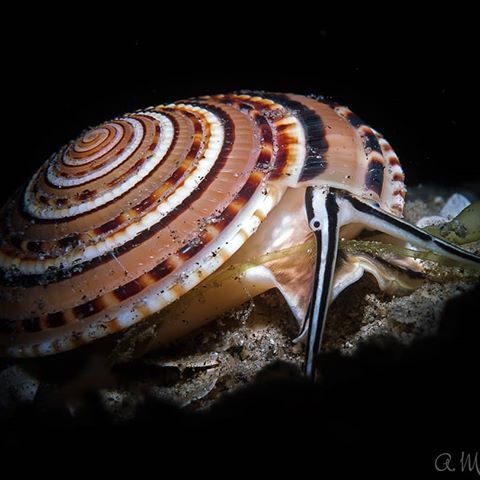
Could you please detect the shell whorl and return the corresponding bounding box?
[26,112,175,218]
[0,92,405,357]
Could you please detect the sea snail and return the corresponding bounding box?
[0,92,479,379]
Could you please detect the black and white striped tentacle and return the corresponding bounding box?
[337,193,480,270]
[302,188,480,380]
[303,186,340,379]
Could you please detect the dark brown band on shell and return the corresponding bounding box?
[263,93,329,181]
[337,108,385,198]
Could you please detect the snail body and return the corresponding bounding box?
[1,92,478,377]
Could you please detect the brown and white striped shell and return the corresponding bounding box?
[0,92,405,357]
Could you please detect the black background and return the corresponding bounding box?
[2,18,479,476]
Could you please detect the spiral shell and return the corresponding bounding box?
[0,92,405,357]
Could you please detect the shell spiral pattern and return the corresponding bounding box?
[0,93,405,357]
